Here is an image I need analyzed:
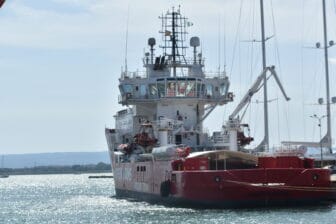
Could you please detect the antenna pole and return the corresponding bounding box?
[172,10,177,76]
[260,0,269,151]
[322,0,332,151]
[124,5,130,74]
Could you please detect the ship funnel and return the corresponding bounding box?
[148,38,156,64]
[190,36,200,64]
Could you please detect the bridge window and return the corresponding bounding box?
[122,84,133,93]
[167,82,176,97]
[149,84,157,96]
[166,80,196,97]
[206,84,213,96]
[158,82,165,97]
[220,83,227,96]
[177,81,186,96]
[140,85,147,96]
[185,81,195,97]
[196,82,205,97]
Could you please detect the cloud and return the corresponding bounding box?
[329,58,336,64]
[0,1,124,50]
[1,0,332,51]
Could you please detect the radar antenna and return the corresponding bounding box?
[159,7,189,76]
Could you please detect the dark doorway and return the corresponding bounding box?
[175,135,182,144]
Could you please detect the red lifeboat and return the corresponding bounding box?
[134,122,158,147]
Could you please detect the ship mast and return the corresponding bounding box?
[171,10,177,76]
[259,0,269,152]
[321,0,332,152]
[159,7,188,77]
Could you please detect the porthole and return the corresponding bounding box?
[312,174,319,181]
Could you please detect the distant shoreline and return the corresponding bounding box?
[0,162,112,176]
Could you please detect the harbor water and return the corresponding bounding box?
[1,174,336,224]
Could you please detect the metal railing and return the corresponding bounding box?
[118,92,230,105]
[121,71,148,80]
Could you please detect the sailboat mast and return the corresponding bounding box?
[260,0,269,151]
[322,0,332,152]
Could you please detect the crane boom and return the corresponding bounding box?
[229,66,290,120]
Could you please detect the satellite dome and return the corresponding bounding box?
[148,38,156,46]
[190,36,200,47]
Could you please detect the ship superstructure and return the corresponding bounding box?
[114,7,233,152]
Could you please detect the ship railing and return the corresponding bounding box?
[212,135,225,143]
[143,56,205,67]
[170,57,205,66]
[120,70,227,80]
[118,92,230,103]
[204,71,227,79]
[121,71,148,80]
[164,72,227,79]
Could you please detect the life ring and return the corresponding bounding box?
[160,180,170,197]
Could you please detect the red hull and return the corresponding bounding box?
[111,154,333,207]
[170,169,331,205]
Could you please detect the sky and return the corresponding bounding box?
[0,0,336,154]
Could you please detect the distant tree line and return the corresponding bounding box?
[0,162,112,175]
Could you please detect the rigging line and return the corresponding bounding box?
[222,12,227,125]
[249,0,256,82]
[276,92,280,143]
[300,0,307,140]
[218,13,221,74]
[248,0,256,127]
[240,1,251,97]
[307,0,321,102]
[229,0,244,78]
[253,100,261,147]
[284,102,291,142]
[240,101,251,121]
[239,25,242,97]
[311,115,316,142]
[246,0,252,83]
[270,0,281,75]
[271,0,288,144]
[223,12,227,73]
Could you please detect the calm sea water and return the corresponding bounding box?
[1,174,336,224]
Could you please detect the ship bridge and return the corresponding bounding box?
[118,72,232,105]
[118,7,233,106]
